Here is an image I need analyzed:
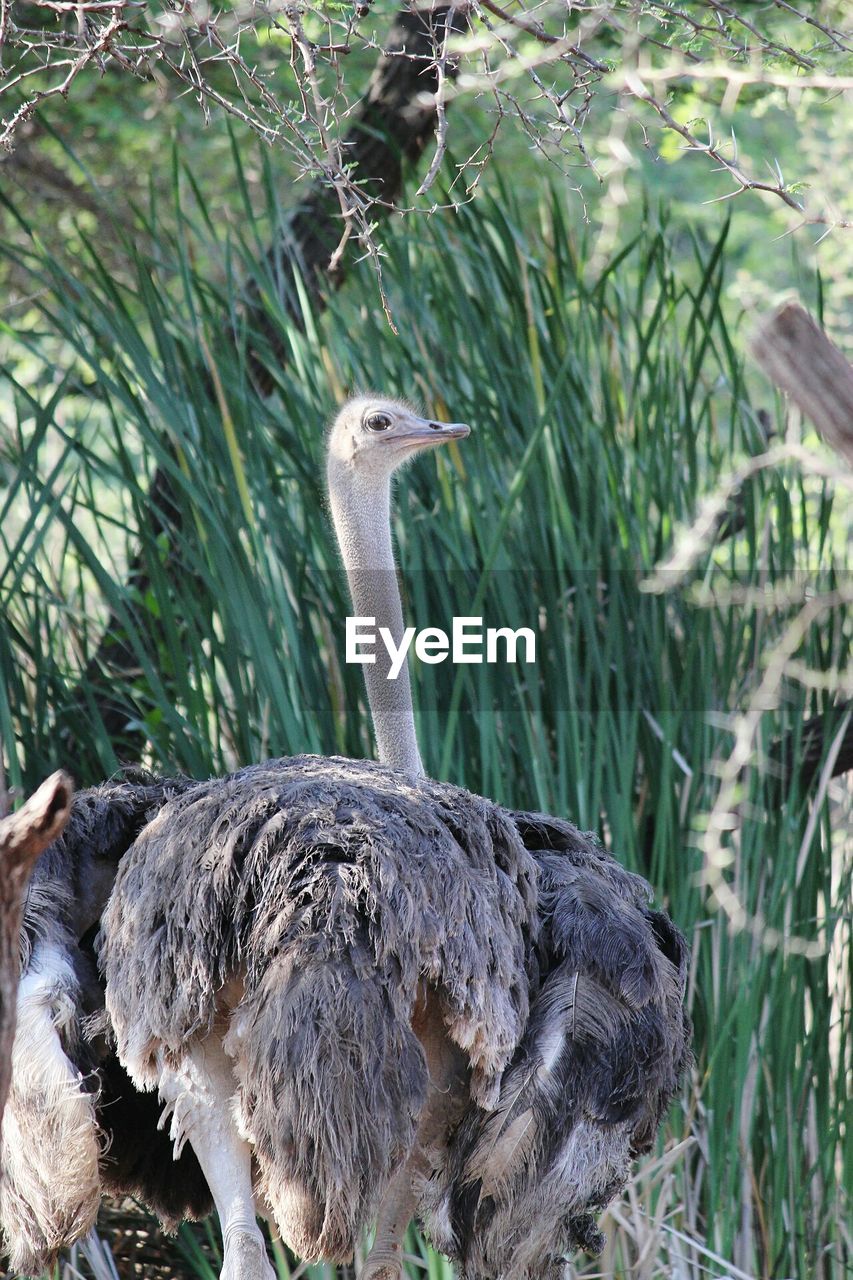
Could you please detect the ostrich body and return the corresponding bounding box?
[4,397,689,1280]
[102,756,536,1266]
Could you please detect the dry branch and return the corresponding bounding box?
[0,770,73,1134]
[1,0,851,228]
[751,301,853,468]
[752,301,853,787]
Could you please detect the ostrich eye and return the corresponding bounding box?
[364,412,393,432]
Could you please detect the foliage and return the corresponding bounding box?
[1,0,851,265]
[0,160,850,1277]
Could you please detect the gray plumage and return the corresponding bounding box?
[4,767,689,1279]
[19,769,196,966]
[422,815,690,1278]
[99,754,538,1261]
[4,396,690,1280]
[100,765,688,1273]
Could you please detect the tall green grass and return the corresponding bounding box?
[0,157,850,1280]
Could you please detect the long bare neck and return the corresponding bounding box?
[328,465,424,776]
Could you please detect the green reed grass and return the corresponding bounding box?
[0,152,850,1280]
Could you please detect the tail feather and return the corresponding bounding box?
[228,945,427,1261]
[421,829,691,1280]
[539,859,671,1010]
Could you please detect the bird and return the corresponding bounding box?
[4,396,689,1280]
[325,399,690,1278]
[100,396,689,1280]
[4,398,492,1278]
[95,396,539,1280]
[0,770,213,1274]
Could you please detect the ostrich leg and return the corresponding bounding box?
[157,1032,275,1280]
[359,1144,431,1280]
[360,996,467,1280]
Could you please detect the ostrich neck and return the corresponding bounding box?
[329,468,424,776]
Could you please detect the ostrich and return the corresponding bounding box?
[99,398,543,1280]
[0,771,213,1273]
[3,399,488,1278]
[326,400,690,1277]
[4,397,688,1280]
[99,397,688,1279]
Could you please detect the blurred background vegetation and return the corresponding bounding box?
[1,2,851,1278]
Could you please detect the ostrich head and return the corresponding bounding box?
[327,396,469,481]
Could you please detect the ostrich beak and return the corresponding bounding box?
[397,414,471,452]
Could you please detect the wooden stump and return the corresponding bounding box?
[751,300,853,467]
[0,771,73,1136]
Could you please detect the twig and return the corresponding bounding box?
[624,75,809,217]
[477,0,608,69]
[0,11,126,150]
[416,3,457,196]
[771,0,852,53]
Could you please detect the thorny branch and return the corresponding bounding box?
[1,9,127,147]
[1,0,851,246]
[415,3,457,196]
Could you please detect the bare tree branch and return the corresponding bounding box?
[2,0,850,223]
[243,4,468,361]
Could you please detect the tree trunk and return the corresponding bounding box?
[246,4,466,368]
